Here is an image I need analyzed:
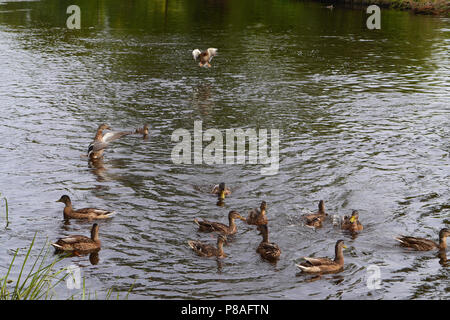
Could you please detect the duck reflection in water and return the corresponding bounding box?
[192,83,214,116]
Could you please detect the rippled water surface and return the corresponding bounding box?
[0,0,449,299]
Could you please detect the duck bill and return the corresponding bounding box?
[349,216,356,223]
[219,191,225,200]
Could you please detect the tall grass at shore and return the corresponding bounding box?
[0,234,68,300]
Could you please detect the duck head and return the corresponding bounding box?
[56,195,71,205]
[228,210,246,221]
[349,210,359,223]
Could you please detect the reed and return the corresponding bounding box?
[0,234,68,300]
[0,234,134,300]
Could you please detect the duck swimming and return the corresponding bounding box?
[395,228,450,251]
[341,210,363,233]
[134,124,149,140]
[56,195,114,220]
[256,224,281,262]
[52,223,101,254]
[304,200,327,228]
[246,201,268,226]
[212,182,231,201]
[188,235,227,258]
[194,210,246,235]
[296,240,347,274]
[88,124,132,160]
[192,48,218,68]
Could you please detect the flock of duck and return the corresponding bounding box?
[51,121,450,275]
[49,50,449,276]
[187,189,450,274]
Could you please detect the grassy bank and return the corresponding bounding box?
[328,0,450,16]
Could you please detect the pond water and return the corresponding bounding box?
[0,0,449,299]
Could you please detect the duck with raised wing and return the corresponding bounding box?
[192,48,218,68]
[304,200,327,228]
[246,201,268,226]
[395,228,450,251]
[256,224,281,262]
[52,223,101,254]
[296,240,347,274]
[87,123,132,160]
[194,210,246,235]
[188,235,227,258]
[56,195,114,220]
[341,210,363,233]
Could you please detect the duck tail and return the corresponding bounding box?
[295,264,308,271]
[187,240,196,249]
[394,236,405,244]
[105,211,115,217]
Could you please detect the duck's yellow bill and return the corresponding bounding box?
[349,216,356,223]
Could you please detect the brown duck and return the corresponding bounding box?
[395,228,450,251]
[52,223,101,254]
[246,201,268,226]
[88,124,132,160]
[341,210,363,233]
[134,124,149,139]
[188,235,227,258]
[56,195,114,220]
[304,200,327,228]
[194,211,246,235]
[256,224,281,262]
[296,240,347,274]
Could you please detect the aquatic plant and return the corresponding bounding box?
[0,234,134,300]
[0,234,68,300]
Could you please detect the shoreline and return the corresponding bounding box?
[323,0,450,16]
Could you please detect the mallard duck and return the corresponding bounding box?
[296,240,347,274]
[134,124,149,140]
[395,228,450,251]
[256,224,281,262]
[194,210,246,235]
[246,201,268,226]
[52,223,101,254]
[341,210,363,233]
[304,200,327,228]
[88,124,132,160]
[56,195,114,220]
[212,182,231,201]
[188,235,227,258]
[192,48,218,68]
